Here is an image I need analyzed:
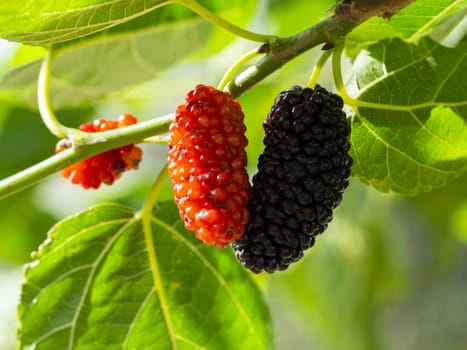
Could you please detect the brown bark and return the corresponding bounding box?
[334,0,417,22]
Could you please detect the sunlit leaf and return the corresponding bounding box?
[346,0,467,56]
[0,0,176,45]
[349,37,467,194]
[18,202,272,349]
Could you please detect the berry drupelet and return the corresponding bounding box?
[232,85,352,273]
[56,113,143,189]
[168,84,251,248]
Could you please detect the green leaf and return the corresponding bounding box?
[346,0,467,57]
[18,202,272,349]
[0,1,255,109]
[0,102,93,177]
[350,37,467,194]
[0,0,175,45]
[0,0,255,46]
[0,18,210,109]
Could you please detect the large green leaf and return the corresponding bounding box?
[0,1,255,109]
[350,37,467,194]
[0,0,176,45]
[18,202,272,349]
[0,18,210,109]
[0,0,255,46]
[346,0,467,56]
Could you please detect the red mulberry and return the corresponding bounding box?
[56,113,143,189]
[168,84,250,247]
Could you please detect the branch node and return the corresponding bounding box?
[257,43,270,54]
[321,42,335,51]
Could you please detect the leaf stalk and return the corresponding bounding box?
[174,0,277,43]
[37,49,72,138]
[217,47,264,91]
[307,49,333,88]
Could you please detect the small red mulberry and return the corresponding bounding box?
[56,113,143,189]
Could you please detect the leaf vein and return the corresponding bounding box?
[408,110,465,153]
[432,50,466,102]
[176,335,207,349]
[67,216,138,349]
[142,212,178,349]
[151,216,267,349]
[358,40,438,99]
[33,323,73,346]
[355,110,460,175]
[32,264,94,301]
[5,1,172,45]
[407,0,465,42]
[121,288,156,348]
[44,218,130,257]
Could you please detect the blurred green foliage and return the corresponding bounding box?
[267,176,467,350]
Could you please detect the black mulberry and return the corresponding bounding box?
[232,85,352,273]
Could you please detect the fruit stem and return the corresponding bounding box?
[174,0,277,43]
[217,47,263,91]
[307,49,332,88]
[0,114,174,200]
[38,49,73,139]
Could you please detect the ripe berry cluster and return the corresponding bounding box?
[168,84,250,247]
[56,113,143,189]
[232,85,352,273]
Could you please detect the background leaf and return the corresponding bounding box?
[0,1,256,109]
[266,178,467,350]
[0,0,173,45]
[0,104,93,263]
[18,202,271,349]
[349,37,467,194]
